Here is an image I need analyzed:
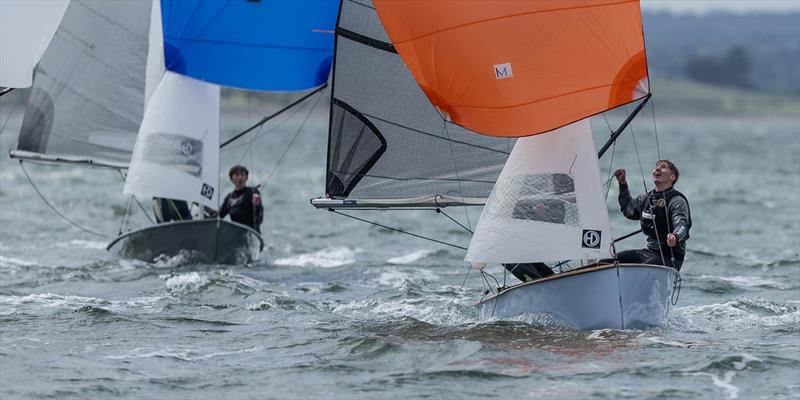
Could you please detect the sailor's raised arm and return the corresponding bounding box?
[615,168,643,220]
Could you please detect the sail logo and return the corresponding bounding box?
[201,183,214,200]
[494,63,513,80]
[582,229,601,249]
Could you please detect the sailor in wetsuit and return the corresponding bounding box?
[218,165,263,233]
[611,159,692,270]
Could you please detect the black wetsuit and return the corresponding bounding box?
[219,186,263,233]
[615,185,692,270]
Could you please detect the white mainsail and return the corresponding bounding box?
[465,118,612,264]
[0,0,69,88]
[123,71,220,208]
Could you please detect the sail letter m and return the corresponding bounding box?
[494,62,513,80]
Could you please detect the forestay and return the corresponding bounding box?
[0,0,69,88]
[465,119,612,264]
[10,0,151,168]
[322,0,512,207]
[374,0,650,137]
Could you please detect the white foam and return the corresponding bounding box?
[163,272,209,294]
[105,346,261,361]
[387,250,432,265]
[697,274,787,289]
[0,293,164,314]
[330,296,473,326]
[375,268,439,288]
[0,255,36,267]
[56,240,107,250]
[673,298,800,330]
[273,246,358,268]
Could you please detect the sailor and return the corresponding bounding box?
[218,165,263,233]
[610,160,692,270]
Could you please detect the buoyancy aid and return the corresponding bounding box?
[640,188,691,246]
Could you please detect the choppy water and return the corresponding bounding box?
[0,107,798,399]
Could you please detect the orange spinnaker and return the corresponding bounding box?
[373,0,650,137]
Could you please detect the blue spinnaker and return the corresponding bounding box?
[161,0,338,91]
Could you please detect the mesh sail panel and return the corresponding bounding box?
[326,0,512,202]
[483,174,579,226]
[16,0,150,167]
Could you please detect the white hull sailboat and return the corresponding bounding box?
[313,0,679,329]
[478,264,678,330]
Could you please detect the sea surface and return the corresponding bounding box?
[0,104,798,399]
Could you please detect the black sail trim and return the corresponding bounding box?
[336,27,397,54]
[329,98,388,198]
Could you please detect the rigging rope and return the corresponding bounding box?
[264,87,325,186]
[19,161,109,238]
[0,97,20,138]
[441,122,473,232]
[650,98,662,160]
[116,170,154,225]
[328,209,468,251]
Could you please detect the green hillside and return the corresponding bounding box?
[650,78,799,117]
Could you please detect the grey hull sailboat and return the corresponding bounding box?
[6,1,260,265]
[107,219,263,265]
[8,0,336,265]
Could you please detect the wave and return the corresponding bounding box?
[55,239,107,250]
[273,246,358,268]
[387,249,433,265]
[693,274,792,291]
[669,297,800,332]
[0,255,37,267]
[683,353,764,400]
[105,346,262,362]
[161,272,209,294]
[374,268,440,289]
[0,293,164,315]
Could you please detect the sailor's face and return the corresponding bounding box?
[652,162,675,185]
[231,172,247,189]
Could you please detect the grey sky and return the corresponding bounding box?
[641,0,800,14]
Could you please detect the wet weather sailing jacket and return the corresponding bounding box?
[618,186,692,257]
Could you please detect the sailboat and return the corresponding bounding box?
[5,0,338,264]
[313,0,678,329]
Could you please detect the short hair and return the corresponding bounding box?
[656,159,679,185]
[228,165,249,178]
